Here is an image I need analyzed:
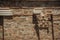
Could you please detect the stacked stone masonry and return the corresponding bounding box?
[0,8,60,40]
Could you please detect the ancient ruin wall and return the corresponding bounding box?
[0,8,60,40]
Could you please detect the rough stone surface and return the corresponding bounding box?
[0,8,60,40]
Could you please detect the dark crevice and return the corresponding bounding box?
[0,16,3,26]
[32,14,40,40]
[0,16,4,40]
[50,14,54,40]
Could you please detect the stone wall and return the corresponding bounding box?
[0,8,60,40]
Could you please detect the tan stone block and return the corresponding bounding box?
[12,9,22,15]
[22,9,33,16]
[13,9,33,16]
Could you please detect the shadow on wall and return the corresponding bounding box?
[32,14,40,40]
[0,16,4,40]
[0,16,3,26]
[32,14,49,40]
